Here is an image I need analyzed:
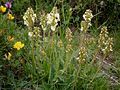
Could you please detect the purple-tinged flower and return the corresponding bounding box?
[5,2,12,9]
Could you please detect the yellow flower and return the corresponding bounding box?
[7,36,14,42]
[13,41,24,50]
[7,13,14,20]
[5,52,12,60]
[0,5,6,13]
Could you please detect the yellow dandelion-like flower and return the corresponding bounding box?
[7,13,14,20]
[13,41,24,50]
[0,5,6,13]
[5,52,12,60]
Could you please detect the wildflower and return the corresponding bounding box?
[51,7,60,21]
[46,7,60,31]
[7,13,14,20]
[47,13,53,24]
[98,26,109,48]
[5,2,12,9]
[7,35,14,42]
[108,38,113,52]
[83,9,93,22]
[80,9,93,32]
[0,5,6,13]
[51,24,57,31]
[76,47,87,63]
[101,37,113,55]
[80,21,91,32]
[65,27,72,42]
[5,52,12,60]
[23,7,36,28]
[33,27,41,37]
[40,12,47,31]
[28,32,33,37]
[28,27,41,38]
[66,44,72,52]
[13,41,24,50]
[65,27,73,52]
[98,26,113,55]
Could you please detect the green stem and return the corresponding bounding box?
[34,0,38,11]
[31,38,36,76]
[88,55,106,85]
